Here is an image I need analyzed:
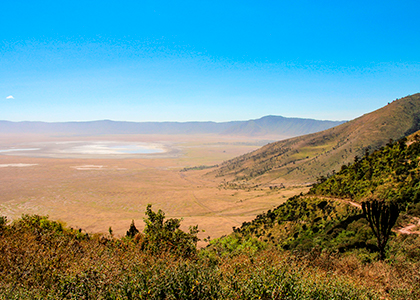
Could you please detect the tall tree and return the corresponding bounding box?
[362,200,399,260]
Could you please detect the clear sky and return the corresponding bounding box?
[1,0,419,122]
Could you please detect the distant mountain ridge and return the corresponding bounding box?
[213,93,420,185]
[221,115,344,137]
[0,116,344,137]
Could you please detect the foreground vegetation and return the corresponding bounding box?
[1,205,419,299]
[0,213,384,299]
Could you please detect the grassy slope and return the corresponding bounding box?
[212,93,420,185]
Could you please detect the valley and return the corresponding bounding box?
[2,95,419,244]
[2,95,420,244]
[0,133,307,244]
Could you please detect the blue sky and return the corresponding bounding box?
[1,0,419,122]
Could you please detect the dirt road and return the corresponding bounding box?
[307,195,420,235]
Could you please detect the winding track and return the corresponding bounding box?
[307,195,420,235]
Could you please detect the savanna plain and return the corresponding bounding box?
[0,133,307,245]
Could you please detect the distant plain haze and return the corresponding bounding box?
[1,1,419,123]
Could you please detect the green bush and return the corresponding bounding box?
[140,204,200,258]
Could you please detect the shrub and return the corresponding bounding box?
[140,204,200,258]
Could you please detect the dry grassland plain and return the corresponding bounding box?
[0,133,308,245]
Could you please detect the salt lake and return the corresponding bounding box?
[0,141,168,158]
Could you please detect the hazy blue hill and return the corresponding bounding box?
[0,115,343,137]
[221,120,266,136]
[221,115,344,136]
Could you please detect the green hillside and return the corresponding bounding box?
[213,133,420,251]
[310,131,420,211]
[209,134,420,297]
[213,93,420,186]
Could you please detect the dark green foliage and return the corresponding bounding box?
[362,200,399,260]
[211,197,377,256]
[126,220,139,238]
[310,136,420,210]
[181,164,218,172]
[140,204,199,258]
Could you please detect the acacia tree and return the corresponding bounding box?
[361,199,399,260]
